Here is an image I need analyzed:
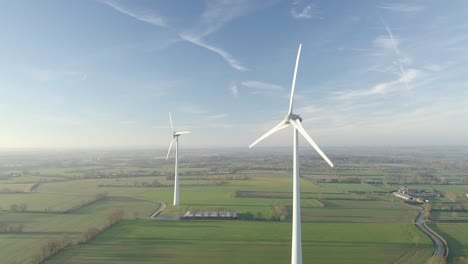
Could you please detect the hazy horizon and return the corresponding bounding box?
[2,145,467,153]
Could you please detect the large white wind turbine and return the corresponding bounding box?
[249,44,334,264]
[166,112,190,206]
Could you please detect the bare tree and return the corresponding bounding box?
[107,209,125,225]
[446,192,458,203]
[426,256,446,264]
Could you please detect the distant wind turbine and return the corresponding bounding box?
[249,44,334,264]
[166,112,190,206]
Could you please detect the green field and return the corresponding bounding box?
[1,148,467,264]
[0,193,97,212]
[430,223,468,262]
[0,197,158,264]
[0,183,35,192]
[45,220,432,264]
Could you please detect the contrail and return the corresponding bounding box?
[381,19,409,89]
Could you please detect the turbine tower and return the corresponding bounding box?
[166,112,190,206]
[249,44,334,264]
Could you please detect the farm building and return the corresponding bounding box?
[393,191,413,201]
[183,211,239,220]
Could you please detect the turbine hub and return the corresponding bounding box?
[286,113,302,122]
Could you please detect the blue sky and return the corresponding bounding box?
[1,0,468,149]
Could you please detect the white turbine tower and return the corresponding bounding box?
[166,112,190,206]
[249,44,334,264]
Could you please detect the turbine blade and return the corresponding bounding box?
[290,119,334,167]
[169,112,174,132]
[249,120,289,148]
[175,131,190,135]
[287,43,302,115]
[166,138,175,160]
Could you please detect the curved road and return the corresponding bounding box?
[414,209,447,257]
[150,202,167,219]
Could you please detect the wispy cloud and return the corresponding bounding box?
[423,64,443,72]
[290,0,321,19]
[177,105,205,115]
[180,34,247,71]
[229,84,239,97]
[332,69,423,99]
[374,35,398,50]
[379,20,410,89]
[102,0,251,71]
[199,0,273,37]
[378,3,424,13]
[296,105,322,114]
[241,80,283,91]
[207,114,228,120]
[103,0,167,27]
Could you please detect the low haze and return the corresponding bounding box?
[1,0,468,148]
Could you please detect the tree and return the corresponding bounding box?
[256,211,264,220]
[273,201,288,221]
[31,253,42,264]
[10,204,18,212]
[437,176,447,184]
[18,203,27,212]
[446,192,458,203]
[423,202,433,221]
[426,256,446,264]
[412,236,421,248]
[107,209,125,225]
[152,179,162,187]
[133,211,140,219]
[81,227,101,242]
[455,256,468,264]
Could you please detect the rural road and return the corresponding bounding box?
[415,209,447,257]
[150,202,167,219]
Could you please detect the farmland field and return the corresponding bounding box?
[45,220,433,264]
[430,223,468,262]
[0,197,158,264]
[0,147,467,263]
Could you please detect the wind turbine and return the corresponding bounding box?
[166,112,190,206]
[249,44,334,264]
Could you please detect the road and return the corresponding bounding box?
[414,209,447,257]
[150,202,167,219]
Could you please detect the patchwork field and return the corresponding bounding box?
[1,147,467,263]
[430,223,468,262]
[0,197,158,264]
[44,220,433,264]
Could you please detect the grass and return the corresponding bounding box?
[404,184,467,196]
[302,200,418,223]
[431,211,468,221]
[0,197,158,264]
[0,193,100,212]
[2,151,464,264]
[318,183,388,192]
[44,220,433,264]
[37,179,157,197]
[0,183,35,192]
[430,223,468,262]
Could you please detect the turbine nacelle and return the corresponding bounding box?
[173,131,190,137]
[166,112,190,160]
[285,113,303,123]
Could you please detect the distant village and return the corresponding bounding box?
[393,186,441,203]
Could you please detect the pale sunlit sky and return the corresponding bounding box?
[1,0,468,149]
